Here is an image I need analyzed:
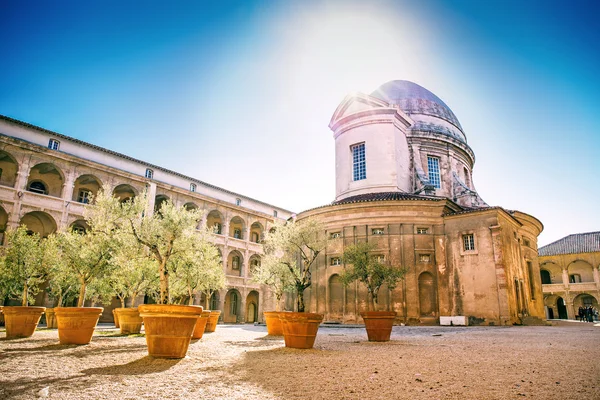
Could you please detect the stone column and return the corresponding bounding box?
[593,266,600,287]
[239,290,247,323]
[61,170,76,201]
[145,182,157,217]
[217,289,226,321]
[562,268,569,288]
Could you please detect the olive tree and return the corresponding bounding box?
[171,239,224,306]
[0,226,58,306]
[251,253,295,311]
[262,218,326,312]
[340,242,406,311]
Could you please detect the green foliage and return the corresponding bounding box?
[0,226,58,306]
[262,218,326,312]
[341,242,406,311]
[251,253,295,311]
[170,235,224,305]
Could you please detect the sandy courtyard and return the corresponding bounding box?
[0,322,599,400]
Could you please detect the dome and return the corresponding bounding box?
[371,80,465,141]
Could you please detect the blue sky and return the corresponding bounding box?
[1,0,599,246]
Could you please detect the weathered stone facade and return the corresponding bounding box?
[0,115,292,323]
[538,232,600,320]
[294,80,546,326]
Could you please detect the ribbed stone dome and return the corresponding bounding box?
[371,80,466,142]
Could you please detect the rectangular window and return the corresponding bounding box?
[372,228,384,235]
[48,139,60,150]
[330,232,341,239]
[351,143,366,181]
[273,210,278,218]
[77,190,91,204]
[427,156,441,188]
[235,198,241,206]
[145,168,153,179]
[232,256,240,270]
[213,223,222,234]
[419,254,431,263]
[463,234,475,251]
[190,183,196,192]
[522,238,530,247]
[233,229,241,239]
[416,227,428,235]
[330,257,341,266]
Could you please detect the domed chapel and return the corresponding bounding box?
[295,80,545,326]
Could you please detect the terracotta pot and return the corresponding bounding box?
[279,312,324,349]
[360,311,397,342]
[204,310,221,333]
[55,307,104,345]
[3,306,46,339]
[113,309,120,328]
[45,308,58,329]
[191,310,210,339]
[115,308,144,334]
[138,304,203,359]
[0,306,4,327]
[264,311,284,335]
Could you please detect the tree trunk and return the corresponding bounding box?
[77,278,87,307]
[297,290,305,313]
[159,260,169,304]
[22,283,28,306]
[120,297,125,308]
[275,294,282,312]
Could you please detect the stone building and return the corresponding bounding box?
[295,80,546,326]
[538,232,600,320]
[0,115,293,323]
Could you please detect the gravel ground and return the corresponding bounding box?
[0,322,598,400]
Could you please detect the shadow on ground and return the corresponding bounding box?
[81,356,180,376]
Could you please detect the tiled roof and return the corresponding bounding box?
[538,232,600,256]
[332,192,443,205]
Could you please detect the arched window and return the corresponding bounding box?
[28,181,47,195]
[230,292,238,315]
[540,269,551,284]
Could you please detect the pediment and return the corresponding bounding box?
[329,93,389,129]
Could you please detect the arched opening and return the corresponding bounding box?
[573,293,598,320]
[248,255,261,278]
[224,289,242,323]
[206,210,223,234]
[0,205,8,245]
[183,202,198,211]
[112,184,137,203]
[154,194,169,213]
[328,274,343,320]
[229,216,246,240]
[19,211,57,238]
[27,163,64,197]
[227,250,243,277]
[539,262,562,284]
[0,150,19,188]
[567,260,594,283]
[418,272,436,317]
[250,222,264,243]
[246,290,259,323]
[209,292,220,311]
[556,297,568,319]
[540,269,551,285]
[69,219,90,235]
[72,174,102,204]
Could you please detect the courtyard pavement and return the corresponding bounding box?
[0,322,598,399]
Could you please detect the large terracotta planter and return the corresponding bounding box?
[264,311,284,335]
[191,310,211,339]
[138,304,203,359]
[204,310,221,333]
[3,306,46,339]
[279,312,324,349]
[0,306,4,327]
[113,309,120,328]
[360,311,397,342]
[55,307,104,345]
[45,308,57,329]
[115,308,143,334]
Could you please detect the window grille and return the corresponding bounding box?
[351,143,366,181]
[463,234,475,251]
[372,228,384,235]
[331,257,341,266]
[330,232,341,239]
[48,139,60,150]
[77,190,91,204]
[427,156,441,188]
[419,254,431,263]
[416,227,428,234]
